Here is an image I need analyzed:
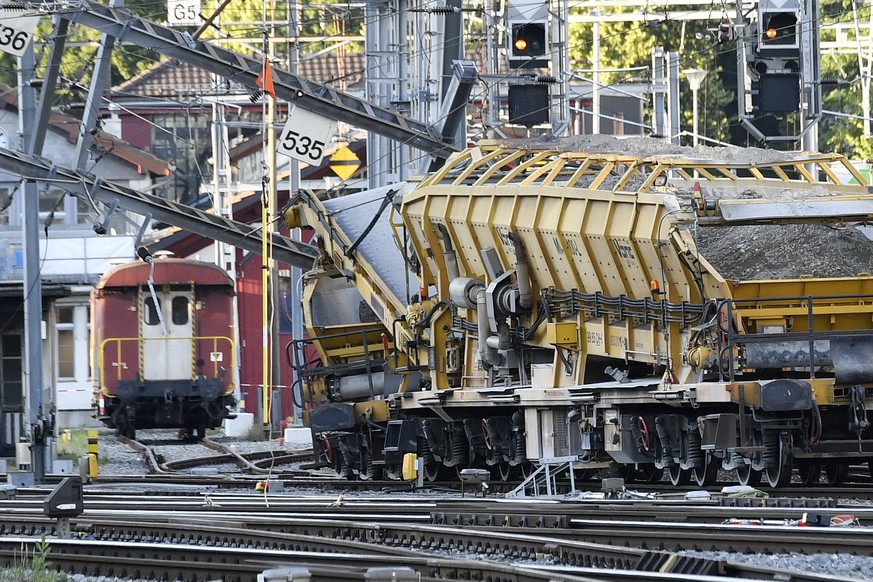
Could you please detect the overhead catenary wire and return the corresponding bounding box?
[7,0,869,214]
[11,0,872,146]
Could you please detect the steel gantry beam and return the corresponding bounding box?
[0,148,320,269]
[45,0,461,161]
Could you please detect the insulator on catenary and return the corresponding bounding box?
[427,6,460,13]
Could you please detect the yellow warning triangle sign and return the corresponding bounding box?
[330,146,360,181]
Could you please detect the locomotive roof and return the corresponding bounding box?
[96,258,234,289]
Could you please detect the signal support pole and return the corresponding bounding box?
[19,41,47,484]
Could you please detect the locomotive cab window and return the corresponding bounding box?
[144,297,161,326]
[172,296,189,325]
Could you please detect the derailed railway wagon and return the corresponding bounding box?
[92,256,237,439]
[284,138,873,487]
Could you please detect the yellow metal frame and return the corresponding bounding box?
[287,141,873,395]
[419,140,868,192]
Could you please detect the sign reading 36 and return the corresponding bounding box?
[0,5,40,57]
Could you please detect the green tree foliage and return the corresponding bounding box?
[202,0,366,59]
[569,11,736,145]
[569,3,873,154]
[0,5,161,103]
[817,0,873,158]
[0,0,365,103]
[818,54,873,159]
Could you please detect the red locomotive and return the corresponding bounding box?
[92,255,237,439]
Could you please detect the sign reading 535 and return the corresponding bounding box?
[0,5,40,58]
[278,107,338,164]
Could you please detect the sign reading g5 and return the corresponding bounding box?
[168,0,201,26]
[0,4,40,57]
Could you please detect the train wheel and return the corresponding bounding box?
[763,445,792,488]
[798,463,821,486]
[418,437,440,482]
[645,466,665,483]
[520,462,535,479]
[825,464,848,485]
[691,454,718,487]
[422,461,442,482]
[492,463,512,482]
[358,446,373,481]
[332,449,353,480]
[667,464,690,486]
[736,463,761,486]
[445,430,469,468]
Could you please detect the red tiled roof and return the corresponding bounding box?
[114,53,366,100]
[113,49,489,101]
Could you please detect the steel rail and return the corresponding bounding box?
[115,434,172,475]
[3,504,871,558]
[2,495,867,525]
[0,514,858,581]
[0,535,639,582]
[160,448,313,472]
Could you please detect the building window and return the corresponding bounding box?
[57,306,75,380]
[76,195,102,228]
[1,334,22,408]
[151,114,210,206]
[55,303,90,383]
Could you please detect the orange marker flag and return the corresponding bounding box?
[256,56,276,99]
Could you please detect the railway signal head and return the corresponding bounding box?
[761,12,798,46]
[511,23,546,57]
[507,0,549,69]
[757,0,800,57]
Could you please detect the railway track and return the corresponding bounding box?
[0,499,859,582]
[4,489,862,524]
[2,431,864,579]
[115,434,313,475]
[6,488,873,544]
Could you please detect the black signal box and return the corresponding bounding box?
[43,476,84,519]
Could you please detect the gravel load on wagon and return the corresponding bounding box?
[529,135,873,282]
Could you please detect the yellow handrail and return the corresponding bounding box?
[98,335,236,395]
